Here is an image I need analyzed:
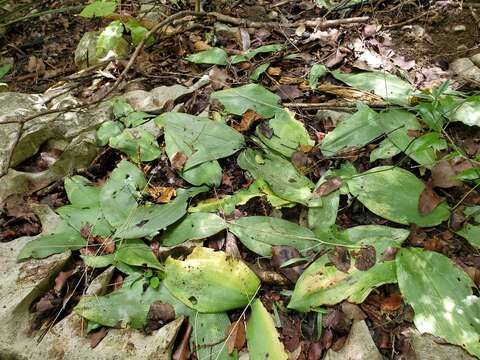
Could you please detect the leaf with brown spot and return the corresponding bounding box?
[233,110,261,132]
[80,223,93,239]
[353,245,376,271]
[225,317,246,354]
[419,180,444,216]
[328,247,351,273]
[271,245,306,283]
[171,152,187,170]
[315,177,343,197]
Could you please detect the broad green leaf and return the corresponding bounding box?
[257,109,314,157]
[191,313,236,360]
[246,299,288,360]
[164,247,260,312]
[96,21,128,59]
[122,111,153,128]
[161,213,226,246]
[250,62,270,81]
[346,166,450,226]
[64,175,100,208]
[230,44,282,64]
[210,84,281,118]
[396,248,480,358]
[237,148,314,205]
[181,160,222,187]
[115,239,162,269]
[320,105,382,156]
[308,191,339,237]
[80,1,117,18]
[18,221,86,260]
[109,128,161,162]
[57,205,113,237]
[113,97,134,118]
[114,187,208,239]
[100,160,147,228]
[125,19,155,47]
[308,64,327,89]
[331,70,414,106]
[156,112,245,171]
[75,276,178,329]
[0,63,12,80]
[457,206,480,248]
[81,254,115,268]
[96,120,124,146]
[228,216,319,257]
[186,48,228,65]
[288,225,406,312]
[450,96,480,127]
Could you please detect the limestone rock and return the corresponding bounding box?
[450,58,480,83]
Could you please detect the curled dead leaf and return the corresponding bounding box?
[225,317,246,354]
[233,110,261,132]
[171,152,187,170]
[419,180,444,216]
[315,177,342,197]
[148,186,176,204]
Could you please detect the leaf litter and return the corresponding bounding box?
[3,1,480,359]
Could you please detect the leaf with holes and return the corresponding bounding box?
[164,247,260,312]
[288,225,407,312]
[396,248,480,358]
[161,213,226,246]
[257,109,314,157]
[237,148,314,205]
[228,216,319,257]
[346,166,450,226]
[210,84,282,118]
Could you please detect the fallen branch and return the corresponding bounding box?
[283,101,394,110]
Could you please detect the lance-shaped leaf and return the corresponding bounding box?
[164,247,260,312]
[18,221,87,260]
[331,70,414,106]
[228,216,319,257]
[115,239,162,269]
[230,44,282,64]
[114,187,208,239]
[257,109,314,157]
[237,148,314,205]
[109,127,161,162]
[320,105,382,156]
[346,166,450,227]
[288,225,408,312]
[100,160,147,228]
[210,84,282,118]
[186,47,228,65]
[156,112,244,183]
[191,313,235,360]
[64,175,100,208]
[81,254,115,268]
[396,248,480,358]
[57,205,113,237]
[161,213,227,246]
[246,299,288,360]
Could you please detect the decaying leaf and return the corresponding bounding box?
[419,180,444,216]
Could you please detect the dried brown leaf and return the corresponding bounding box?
[315,177,342,197]
[171,152,187,170]
[233,110,261,132]
[419,180,444,216]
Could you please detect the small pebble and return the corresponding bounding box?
[454,25,466,32]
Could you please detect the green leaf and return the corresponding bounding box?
[250,62,270,81]
[288,225,406,312]
[457,206,480,248]
[246,299,288,360]
[64,175,100,208]
[114,187,208,239]
[396,248,480,358]
[96,21,128,59]
[331,70,414,106]
[96,120,124,146]
[450,96,480,127]
[100,160,147,228]
[230,44,282,64]
[237,148,314,205]
[210,84,282,118]
[81,254,115,268]
[115,239,162,269]
[308,191,339,237]
[228,216,319,257]
[109,128,161,162]
[320,105,382,156]
[122,111,153,128]
[308,64,327,89]
[191,313,236,360]
[164,247,260,312]
[80,1,117,18]
[18,221,87,260]
[257,109,314,157]
[0,63,12,80]
[161,213,226,246]
[125,19,155,47]
[156,112,245,171]
[56,205,113,237]
[75,276,175,329]
[113,97,134,118]
[186,48,228,65]
[346,166,450,226]
[181,161,222,187]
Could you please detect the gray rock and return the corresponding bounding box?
[470,53,480,67]
[123,85,192,113]
[450,58,480,83]
[324,320,382,360]
[403,328,476,360]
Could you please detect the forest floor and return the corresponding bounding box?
[1,0,480,359]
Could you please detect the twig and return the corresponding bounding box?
[384,9,435,29]
[283,101,392,110]
[0,5,84,27]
